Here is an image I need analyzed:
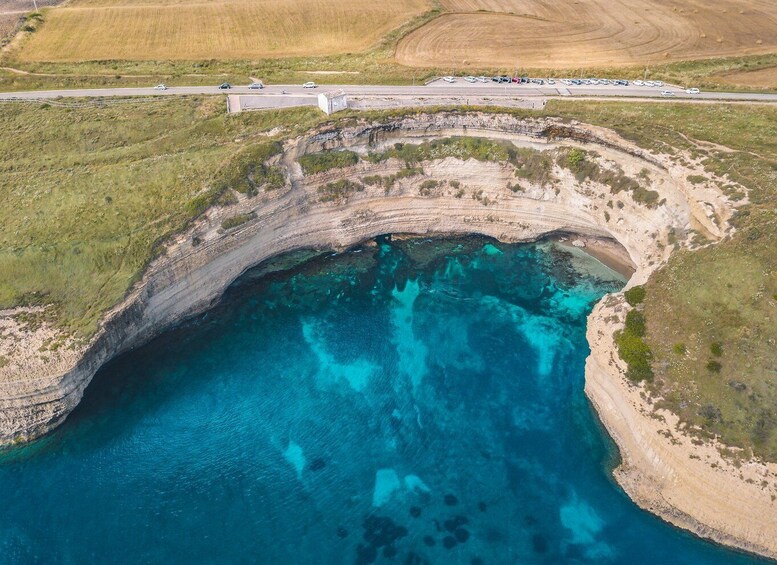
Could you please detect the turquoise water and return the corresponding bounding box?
[0,237,765,564]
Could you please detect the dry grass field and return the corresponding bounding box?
[716,66,777,88]
[396,0,777,69]
[14,0,430,61]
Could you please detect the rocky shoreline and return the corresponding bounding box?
[2,112,774,558]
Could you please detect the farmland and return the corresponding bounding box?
[13,0,430,62]
[396,0,777,69]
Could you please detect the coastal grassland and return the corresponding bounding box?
[2,98,777,461]
[0,98,329,336]
[11,0,430,62]
[545,100,777,461]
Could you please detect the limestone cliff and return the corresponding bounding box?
[2,112,773,558]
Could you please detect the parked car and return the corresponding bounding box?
[303,81,317,88]
[654,81,664,87]
[547,79,556,85]
[477,76,489,83]
[644,80,656,87]
[660,90,674,97]
[464,76,476,83]
[443,76,456,83]
[561,79,572,86]
[248,82,263,89]
[633,80,644,86]
[491,76,501,82]
[511,76,520,83]
[499,75,511,83]
[153,84,167,90]
[686,87,701,95]
[218,82,231,89]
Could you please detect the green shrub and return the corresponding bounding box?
[510,148,555,184]
[367,137,511,165]
[566,148,586,168]
[254,164,285,191]
[687,174,707,185]
[710,342,723,357]
[449,180,460,189]
[624,285,646,306]
[624,309,646,337]
[186,192,216,216]
[214,141,283,196]
[298,150,359,175]
[318,179,364,202]
[706,360,722,373]
[615,329,654,382]
[673,343,687,355]
[221,212,255,230]
[361,175,383,186]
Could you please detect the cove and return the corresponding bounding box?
[0,236,765,564]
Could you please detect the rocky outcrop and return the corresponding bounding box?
[2,112,773,557]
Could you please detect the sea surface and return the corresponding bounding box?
[0,237,765,564]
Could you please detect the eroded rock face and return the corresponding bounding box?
[4,112,772,558]
[0,111,731,447]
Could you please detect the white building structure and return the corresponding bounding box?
[318,90,348,115]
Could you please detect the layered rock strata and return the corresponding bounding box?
[2,112,774,557]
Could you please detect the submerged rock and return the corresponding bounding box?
[443,536,457,549]
[444,494,458,506]
[309,458,326,472]
[454,528,470,543]
[532,533,548,554]
[410,506,422,518]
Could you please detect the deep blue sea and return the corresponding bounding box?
[0,237,765,564]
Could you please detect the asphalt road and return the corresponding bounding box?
[1,81,776,104]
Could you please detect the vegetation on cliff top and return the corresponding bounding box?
[2,98,777,461]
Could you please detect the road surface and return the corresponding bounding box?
[1,81,776,108]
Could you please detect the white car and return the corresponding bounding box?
[547,79,556,85]
[660,90,674,97]
[633,80,644,86]
[477,76,489,83]
[443,76,456,83]
[464,76,476,83]
[644,80,656,87]
[654,80,664,87]
[302,81,317,88]
[154,84,167,90]
[686,87,701,95]
[561,79,572,86]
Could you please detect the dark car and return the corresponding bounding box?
[491,76,501,82]
[218,83,231,89]
[499,75,511,83]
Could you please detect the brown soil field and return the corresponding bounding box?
[1,0,61,43]
[716,66,777,88]
[396,0,777,69]
[13,0,430,61]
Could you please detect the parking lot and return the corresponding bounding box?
[425,76,695,98]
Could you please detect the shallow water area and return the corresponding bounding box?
[0,236,765,564]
